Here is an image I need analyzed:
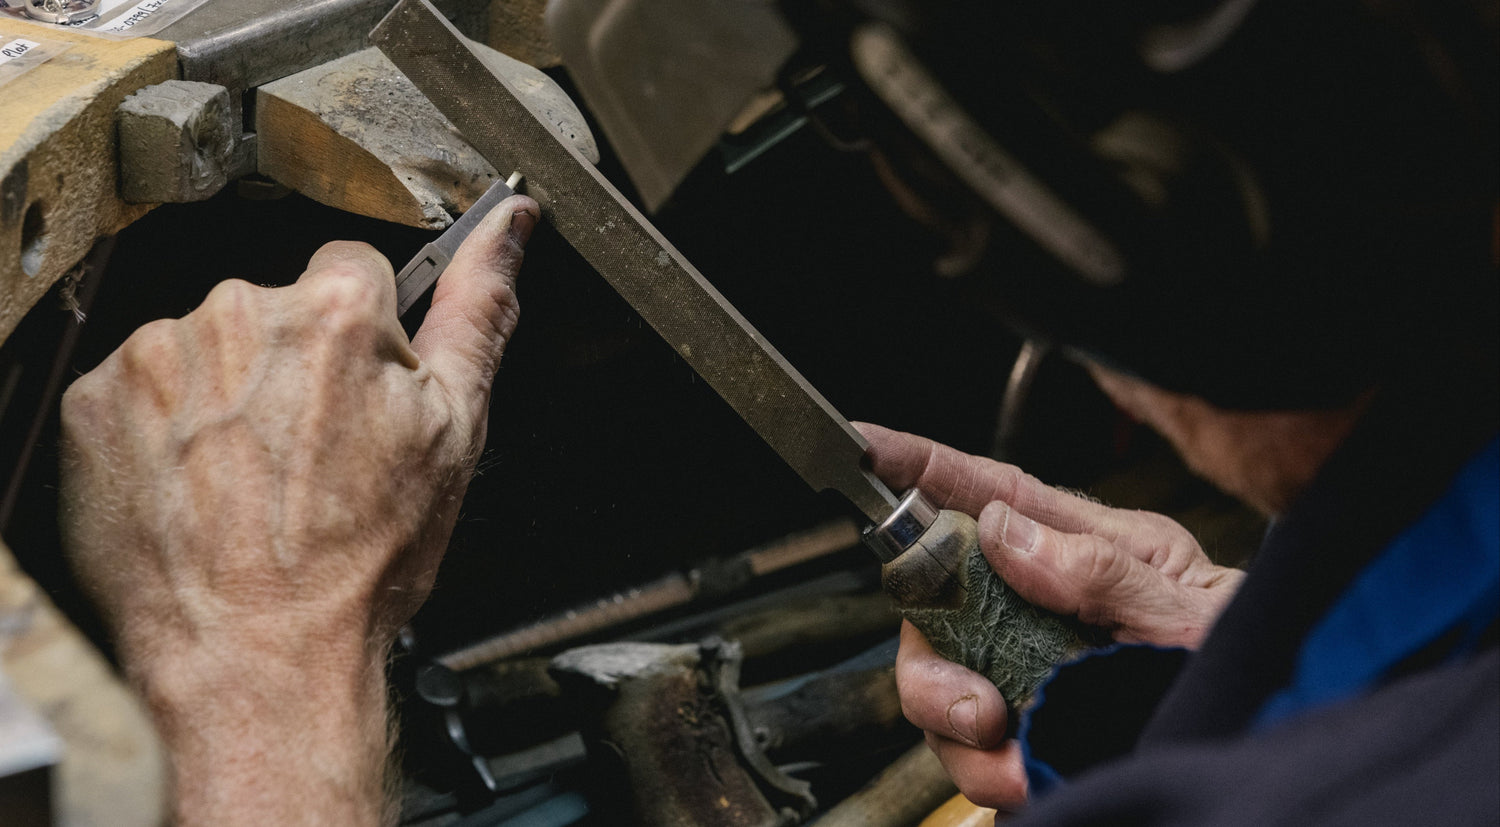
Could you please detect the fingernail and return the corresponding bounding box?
[946,694,981,747]
[1002,509,1039,554]
[508,208,538,248]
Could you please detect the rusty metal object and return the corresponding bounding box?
[744,665,904,764]
[551,640,815,826]
[722,590,898,664]
[448,639,906,809]
[440,520,860,671]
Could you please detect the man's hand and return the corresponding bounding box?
[857,423,1243,812]
[58,194,539,826]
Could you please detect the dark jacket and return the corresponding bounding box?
[1015,352,1500,825]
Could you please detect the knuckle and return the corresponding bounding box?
[451,278,522,365]
[996,465,1027,507]
[1052,533,1100,582]
[202,276,259,308]
[198,277,263,329]
[71,318,186,416]
[1068,536,1138,627]
[1081,535,1127,584]
[484,281,521,341]
[999,467,1055,516]
[1056,536,1121,612]
[118,319,178,369]
[1136,509,1185,537]
[318,240,387,270]
[1132,509,1201,563]
[311,267,385,328]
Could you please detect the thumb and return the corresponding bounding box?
[412,194,540,407]
[976,499,1153,634]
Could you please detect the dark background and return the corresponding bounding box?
[0,85,1239,669]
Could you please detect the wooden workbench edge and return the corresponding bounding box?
[1,19,178,345]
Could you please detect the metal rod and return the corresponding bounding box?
[990,338,1049,462]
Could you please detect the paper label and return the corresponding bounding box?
[0,37,40,61]
[0,35,69,87]
[0,0,211,38]
[96,0,169,33]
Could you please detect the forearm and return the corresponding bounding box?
[135,636,396,826]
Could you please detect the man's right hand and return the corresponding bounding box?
[856,423,1244,812]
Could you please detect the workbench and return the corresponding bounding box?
[2,0,558,343]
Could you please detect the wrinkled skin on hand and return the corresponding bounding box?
[856,423,1244,813]
[59,195,538,826]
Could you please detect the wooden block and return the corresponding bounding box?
[919,793,1001,827]
[118,79,235,203]
[0,18,177,345]
[256,47,496,230]
[256,44,595,229]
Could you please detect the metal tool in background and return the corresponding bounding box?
[546,635,917,826]
[551,639,818,824]
[373,0,1094,709]
[394,170,522,318]
[404,631,916,825]
[438,519,862,671]
[544,0,800,212]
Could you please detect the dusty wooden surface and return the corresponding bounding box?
[256,47,501,230]
[257,42,595,229]
[0,538,165,826]
[0,18,176,345]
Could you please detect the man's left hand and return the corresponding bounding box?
[59,194,538,826]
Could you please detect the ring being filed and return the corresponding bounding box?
[24,0,102,25]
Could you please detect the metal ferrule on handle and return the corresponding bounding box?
[864,489,939,563]
[871,491,1097,708]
